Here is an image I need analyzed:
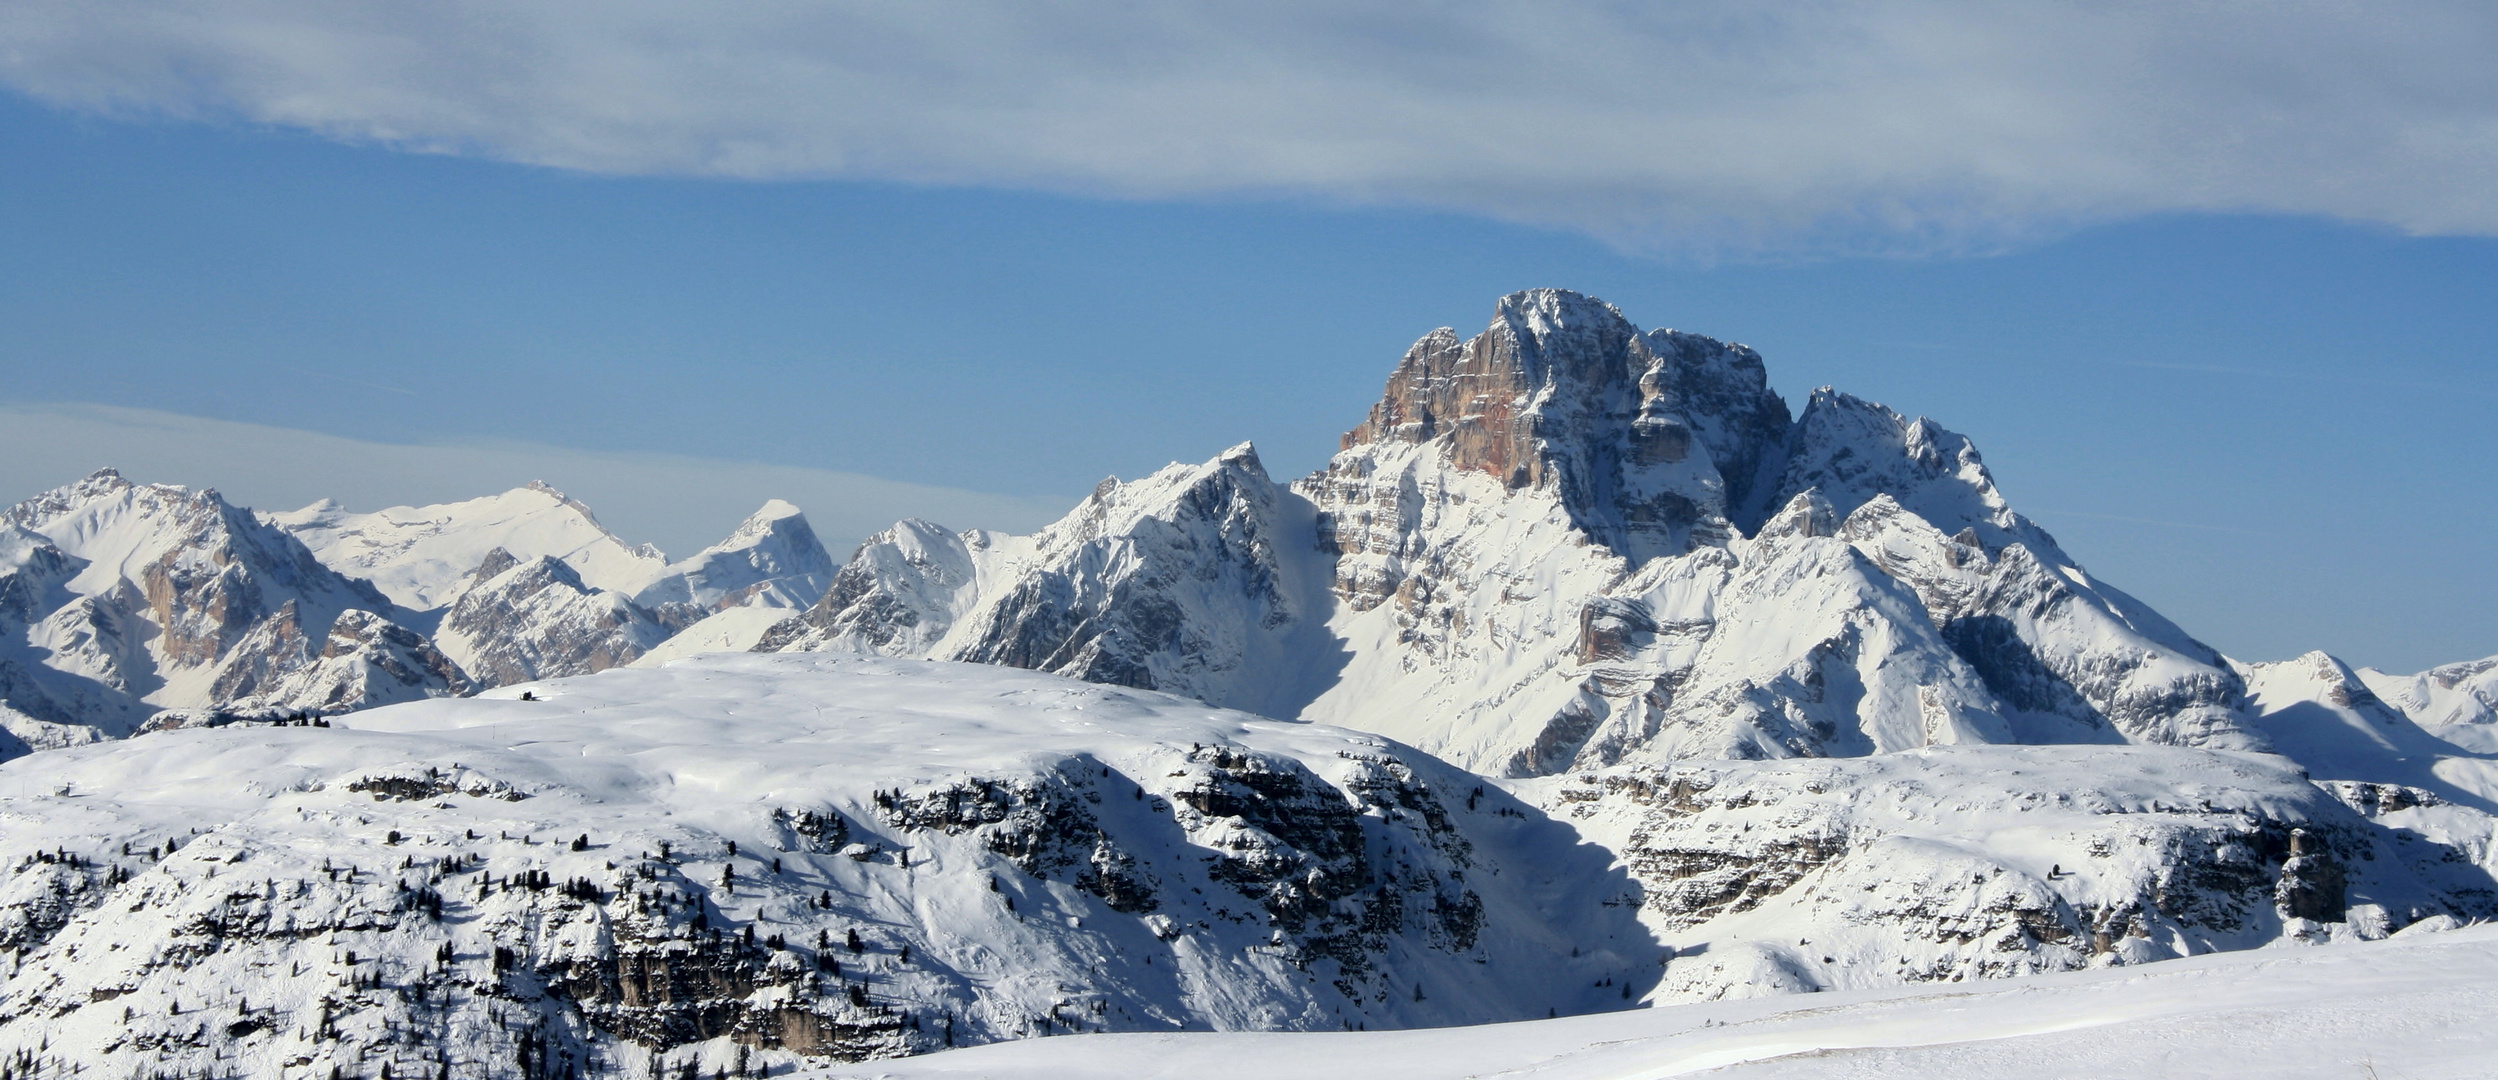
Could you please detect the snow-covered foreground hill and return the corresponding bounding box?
[805,921,2498,1080]
[0,655,1648,1077]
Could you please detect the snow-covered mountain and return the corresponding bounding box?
[2239,651,2498,808]
[272,482,679,610]
[729,288,2496,1025]
[433,552,679,686]
[757,445,1342,721]
[764,290,2259,777]
[631,499,837,618]
[0,472,849,756]
[0,470,463,751]
[271,483,838,689]
[2,287,2492,1074]
[0,654,1649,1077]
[2359,653,2498,752]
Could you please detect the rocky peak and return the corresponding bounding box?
[1752,489,1842,543]
[1334,289,1787,565]
[1047,442,1277,550]
[466,546,521,584]
[1769,389,2051,556]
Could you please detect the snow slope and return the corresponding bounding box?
[630,606,800,668]
[798,921,2498,1080]
[0,654,1650,1077]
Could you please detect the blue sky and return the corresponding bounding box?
[2,3,2494,672]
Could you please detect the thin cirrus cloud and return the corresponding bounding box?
[2,2,2495,254]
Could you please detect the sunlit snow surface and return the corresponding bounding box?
[0,654,1647,1076]
[803,922,2498,1080]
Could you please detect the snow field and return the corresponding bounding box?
[795,921,2498,1080]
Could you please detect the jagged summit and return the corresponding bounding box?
[1341,289,1789,563]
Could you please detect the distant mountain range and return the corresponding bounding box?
[0,290,2489,1077]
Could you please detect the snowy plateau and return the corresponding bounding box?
[0,289,2492,1077]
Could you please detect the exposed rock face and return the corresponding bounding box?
[1291,290,2255,773]
[0,655,1651,1076]
[0,471,459,755]
[1338,291,1790,563]
[437,553,675,686]
[1526,745,2498,1003]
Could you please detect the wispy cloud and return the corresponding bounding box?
[3,2,2495,256]
[0,402,1075,557]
